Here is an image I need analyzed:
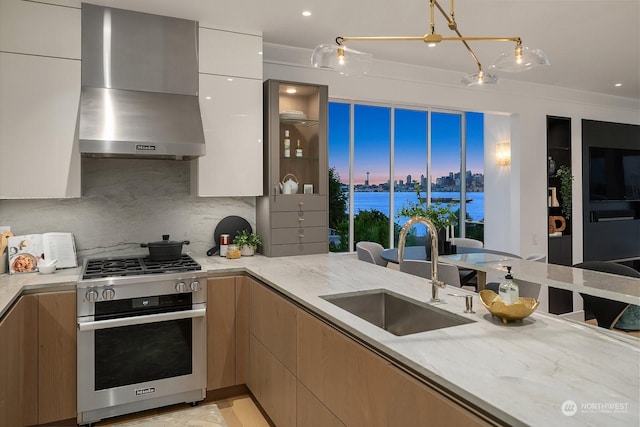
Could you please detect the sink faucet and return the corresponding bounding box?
[398,216,446,302]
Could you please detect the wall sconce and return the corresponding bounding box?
[496,142,511,166]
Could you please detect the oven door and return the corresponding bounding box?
[77,298,206,419]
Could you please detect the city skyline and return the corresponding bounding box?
[328,103,484,185]
[354,169,485,192]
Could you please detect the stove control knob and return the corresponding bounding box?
[86,289,99,302]
[190,280,201,292]
[102,288,115,301]
[175,281,187,293]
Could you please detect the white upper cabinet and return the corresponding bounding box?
[0,1,81,199]
[195,75,263,197]
[0,0,81,59]
[199,28,262,79]
[194,27,263,197]
[0,53,81,198]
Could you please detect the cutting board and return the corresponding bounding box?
[206,216,252,256]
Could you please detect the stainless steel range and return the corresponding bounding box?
[76,254,207,425]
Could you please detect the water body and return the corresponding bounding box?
[351,191,484,225]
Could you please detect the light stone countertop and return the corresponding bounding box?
[1,253,639,426]
[440,253,640,305]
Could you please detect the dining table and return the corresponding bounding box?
[380,246,522,289]
[380,246,521,263]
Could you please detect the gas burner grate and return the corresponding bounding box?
[82,254,201,279]
[142,255,202,273]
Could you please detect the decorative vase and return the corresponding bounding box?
[240,245,255,256]
[548,156,556,176]
[425,227,448,259]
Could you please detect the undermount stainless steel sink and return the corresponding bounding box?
[322,289,474,336]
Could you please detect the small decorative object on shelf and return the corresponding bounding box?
[233,230,262,256]
[548,215,566,236]
[279,173,299,194]
[283,130,291,158]
[548,187,559,207]
[296,139,303,157]
[548,156,556,176]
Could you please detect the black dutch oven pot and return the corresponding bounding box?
[141,235,190,261]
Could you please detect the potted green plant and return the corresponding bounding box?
[233,230,262,256]
[555,165,573,220]
[398,183,458,254]
[398,183,458,230]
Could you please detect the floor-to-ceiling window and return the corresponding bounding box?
[394,108,428,244]
[328,101,484,252]
[352,105,391,246]
[328,102,351,251]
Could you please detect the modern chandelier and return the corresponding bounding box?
[311,0,549,86]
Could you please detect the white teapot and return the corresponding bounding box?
[279,173,299,194]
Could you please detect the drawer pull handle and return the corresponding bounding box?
[298,217,304,222]
[298,234,304,238]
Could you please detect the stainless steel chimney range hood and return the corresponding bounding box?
[79,4,205,160]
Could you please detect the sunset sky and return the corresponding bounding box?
[328,103,484,185]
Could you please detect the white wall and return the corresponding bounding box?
[262,43,640,260]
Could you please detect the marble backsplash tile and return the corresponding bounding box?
[0,158,256,262]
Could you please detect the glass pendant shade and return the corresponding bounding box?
[311,43,373,75]
[490,45,550,72]
[462,69,498,86]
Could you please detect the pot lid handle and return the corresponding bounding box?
[162,234,170,241]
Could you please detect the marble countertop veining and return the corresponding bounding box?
[1,253,639,426]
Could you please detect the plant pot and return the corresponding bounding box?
[140,234,190,261]
[240,246,255,256]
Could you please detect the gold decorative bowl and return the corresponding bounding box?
[479,290,540,324]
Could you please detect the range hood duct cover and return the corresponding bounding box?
[79,4,205,160]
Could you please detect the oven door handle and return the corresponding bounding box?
[77,308,206,332]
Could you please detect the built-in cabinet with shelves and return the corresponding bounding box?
[0,0,81,199]
[546,116,574,314]
[193,28,263,197]
[257,80,329,257]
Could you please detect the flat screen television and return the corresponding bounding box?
[589,147,640,201]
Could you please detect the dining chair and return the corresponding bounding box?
[453,237,484,248]
[573,261,640,330]
[399,259,461,287]
[356,241,388,267]
[525,254,547,262]
[451,237,483,287]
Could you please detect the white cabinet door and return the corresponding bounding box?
[199,28,262,79]
[0,0,81,59]
[0,53,81,198]
[195,75,263,197]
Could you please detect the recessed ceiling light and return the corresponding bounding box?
[302,11,311,17]
[258,51,263,55]
[227,78,234,82]
[614,83,622,87]
[205,96,211,100]
[286,88,297,94]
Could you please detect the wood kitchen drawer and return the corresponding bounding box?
[272,211,327,229]
[270,242,329,257]
[271,195,327,212]
[272,226,328,245]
